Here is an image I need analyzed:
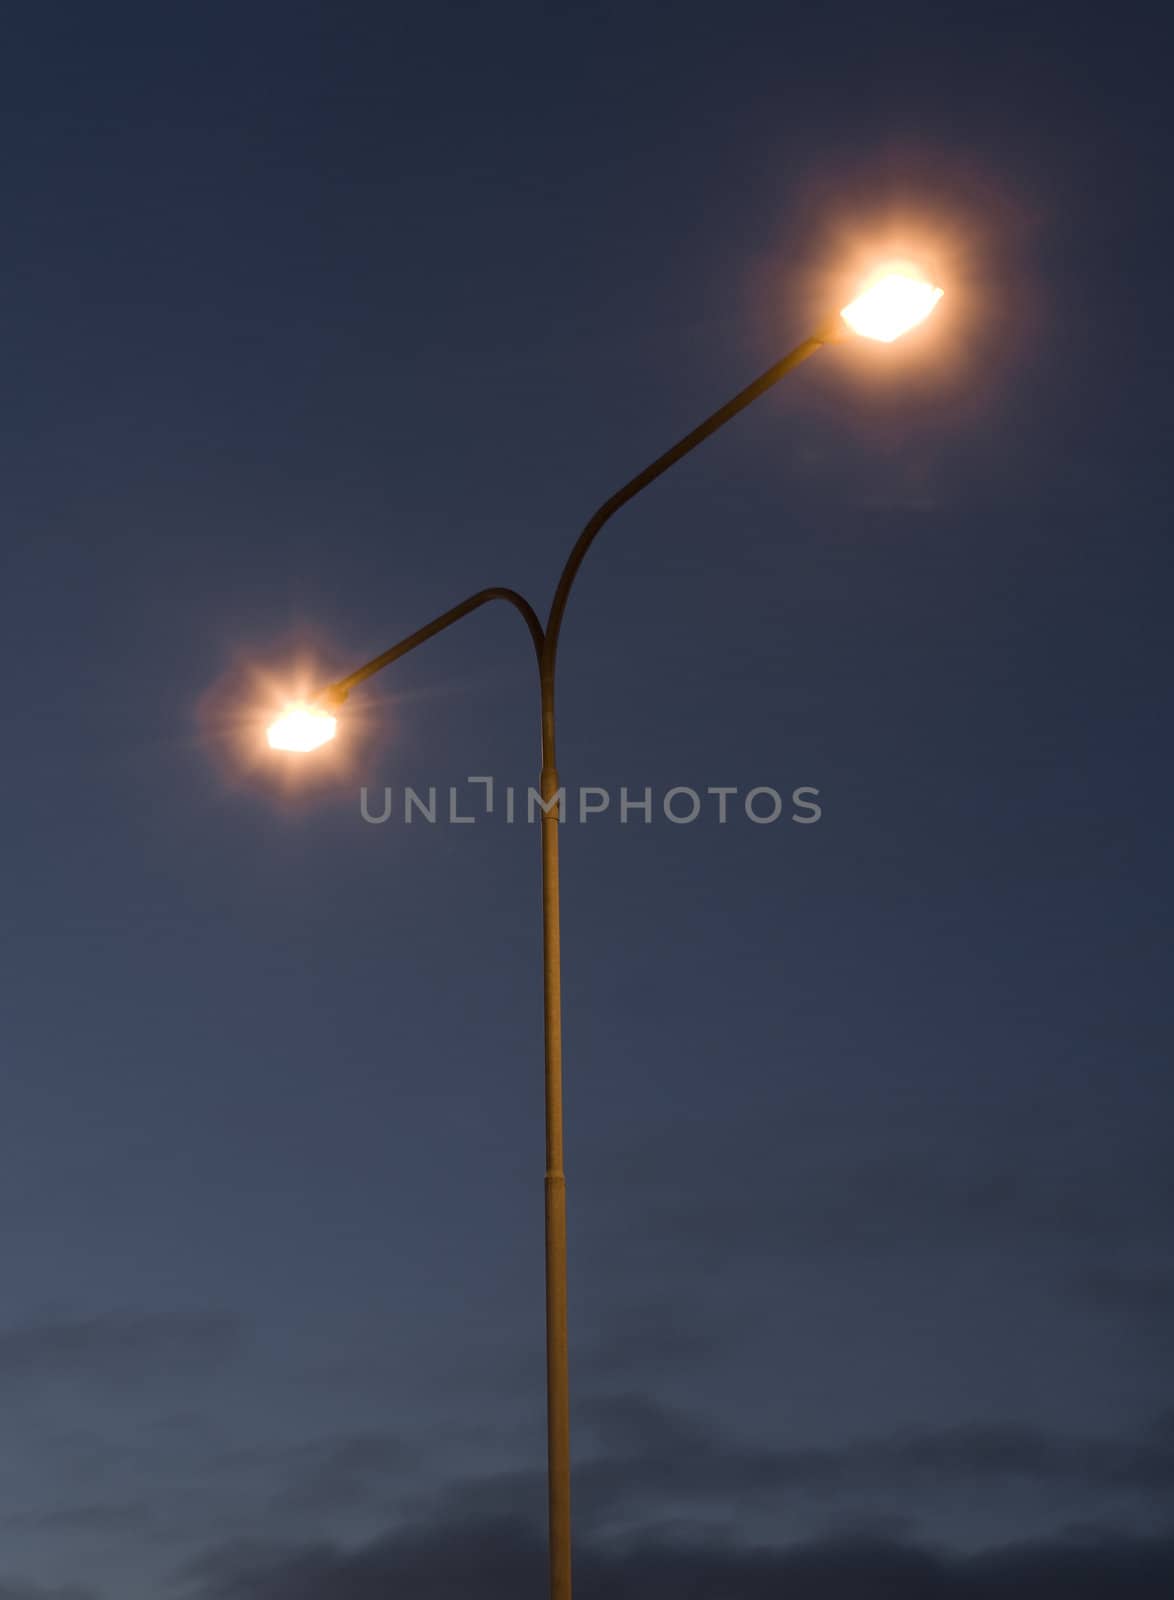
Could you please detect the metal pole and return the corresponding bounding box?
[539,660,572,1600]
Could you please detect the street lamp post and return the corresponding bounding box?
[265,266,943,1600]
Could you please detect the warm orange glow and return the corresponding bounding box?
[267,702,338,752]
[841,265,943,342]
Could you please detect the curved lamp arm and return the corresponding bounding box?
[319,585,545,705]
[538,331,829,757]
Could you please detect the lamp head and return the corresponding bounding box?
[840,263,943,342]
[266,700,340,753]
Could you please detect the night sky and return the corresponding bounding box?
[3,3,1172,1596]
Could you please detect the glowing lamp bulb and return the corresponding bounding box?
[267,703,338,752]
[840,269,944,342]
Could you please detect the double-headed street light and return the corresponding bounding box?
[264,263,942,1600]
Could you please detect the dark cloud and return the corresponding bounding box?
[387,1394,1174,1549]
[177,1517,1174,1599]
[565,1393,1174,1520]
[0,1311,243,1385]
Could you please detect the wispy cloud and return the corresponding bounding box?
[177,1516,1174,1599]
[2,1502,152,1536]
[576,1304,723,1383]
[1075,1266,1174,1335]
[215,1431,421,1518]
[586,1124,1174,1273]
[572,1392,1174,1508]
[0,1311,244,1386]
[388,1394,1174,1551]
[0,1583,100,1600]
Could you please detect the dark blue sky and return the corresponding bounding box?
[2,3,1172,1595]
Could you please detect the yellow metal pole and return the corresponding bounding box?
[539,662,572,1600]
